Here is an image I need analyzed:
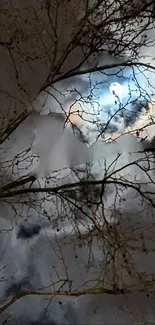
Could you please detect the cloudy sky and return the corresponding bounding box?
[0,0,155,324]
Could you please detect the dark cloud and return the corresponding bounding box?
[16,224,41,240]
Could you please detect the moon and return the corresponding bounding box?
[109,82,122,96]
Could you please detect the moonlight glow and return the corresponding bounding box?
[109,82,122,96]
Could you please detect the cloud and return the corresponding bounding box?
[31,113,91,178]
